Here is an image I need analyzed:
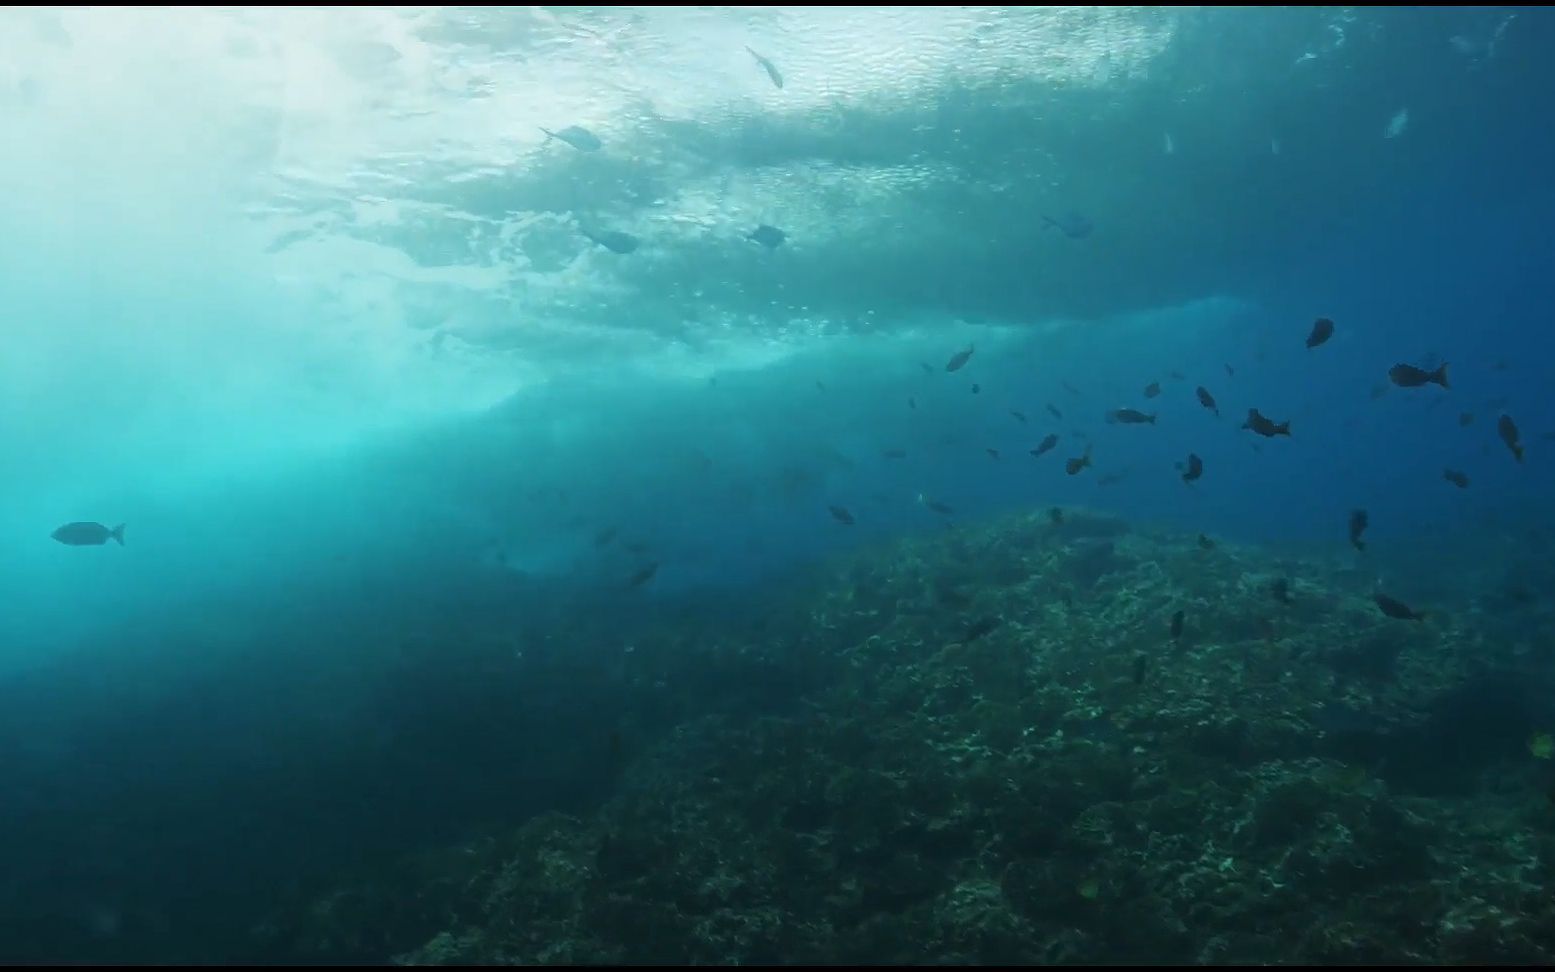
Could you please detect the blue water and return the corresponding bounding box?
[0,6,1551,962]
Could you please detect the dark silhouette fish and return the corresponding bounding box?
[1048,507,1064,525]
[581,228,639,254]
[1170,609,1184,639]
[828,505,855,525]
[1499,414,1524,462]
[540,125,601,151]
[1041,211,1093,239]
[747,224,786,248]
[945,345,974,372]
[1374,592,1424,621]
[1030,433,1059,458]
[1459,412,1475,427]
[1195,386,1219,417]
[1242,408,1290,437]
[746,46,783,89]
[1009,409,1027,424]
[918,494,954,515]
[1046,403,1063,420]
[1306,317,1335,349]
[1348,509,1368,551]
[1181,452,1203,483]
[1143,382,1161,398]
[971,383,981,394]
[908,397,916,409]
[1389,362,1449,388]
[51,522,124,546]
[626,563,659,589]
[1196,534,1216,550]
[1224,363,1235,378]
[985,448,1000,460]
[1107,408,1156,425]
[1443,468,1470,488]
[1065,447,1093,476]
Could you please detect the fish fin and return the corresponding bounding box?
[1434,363,1450,388]
[111,524,125,546]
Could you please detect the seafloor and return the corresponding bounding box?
[271,508,1555,965]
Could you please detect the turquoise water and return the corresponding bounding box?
[1,7,1551,963]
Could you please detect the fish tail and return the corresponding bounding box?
[1514,443,1525,462]
[1148,414,1157,424]
[111,523,125,546]
[1279,421,1292,436]
[1433,363,1450,388]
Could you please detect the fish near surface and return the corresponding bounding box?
[52,522,124,546]
[746,46,784,89]
[1389,362,1449,388]
[748,224,786,248]
[581,228,640,254]
[540,125,601,151]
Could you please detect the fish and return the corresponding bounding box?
[1107,408,1157,425]
[971,383,981,395]
[626,563,659,589]
[51,522,124,546]
[1242,408,1291,437]
[1195,386,1220,417]
[1169,370,1186,381]
[1499,414,1524,462]
[746,46,784,89]
[1388,362,1449,388]
[1459,412,1475,427]
[963,617,1000,642]
[1143,382,1161,398]
[1305,317,1335,349]
[1169,610,1184,639]
[908,397,917,410]
[828,505,855,525]
[747,224,786,248]
[917,494,954,515]
[540,125,602,151]
[1030,433,1060,458]
[1062,381,1082,397]
[985,448,1001,460]
[1048,507,1064,525]
[919,362,934,374]
[1374,592,1424,621]
[1270,578,1292,604]
[593,526,620,547]
[1065,447,1093,476]
[1196,534,1216,550]
[882,448,908,459]
[1009,409,1028,424]
[1348,509,1368,551]
[1046,403,1063,420]
[1181,452,1203,483]
[1041,211,1094,239]
[1443,468,1470,488]
[580,228,640,254]
[1224,363,1236,378]
[945,345,975,372]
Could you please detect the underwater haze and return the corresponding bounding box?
[4,6,1555,964]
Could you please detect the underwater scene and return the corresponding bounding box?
[3,5,1555,965]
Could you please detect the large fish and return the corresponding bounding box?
[540,125,602,151]
[52,522,124,546]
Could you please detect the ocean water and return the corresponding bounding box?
[2,6,1553,964]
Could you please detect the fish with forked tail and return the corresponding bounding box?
[1389,362,1449,389]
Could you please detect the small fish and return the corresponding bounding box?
[917,494,954,516]
[1168,370,1186,381]
[1388,362,1449,389]
[985,448,1001,460]
[747,224,786,248]
[1224,363,1236,378]
[1181,452,1203,483]
[1107,408,1157,425]
[746,46,784,89]
[580,228,640,254]
[828,505,855,525]
[1065,447,1093,476]
[1443,468,1469,488]
[1305,317,1335,349]
[1459,412,1475,427]
[1270,578,1292,604]
[1242,408,1291,438]
[971,383,981,395]
[51,522,125,546]
[1062,381,1082,397]
[1046,403,1063,420]
[882,448,908,459]
[945,345,975,372]
[908,397,917,410]
[593,526,619,547]
[1348,509,1368,551]
[1196,534,1216,550]
[1195,386,1219,417]
[919,362,934,374]
[1374,592,1424,621]
[1047,507,1064,525]
[540,125,602,151]
[1169,609,1184,639]
[1009,409,1028,424]
[1041,211,1094,239]
[1030,433,1060,458]
[1143,382,1161,398]
[1499,414,1524,462]
[626,563,659,589]
[963,617,1000,642]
